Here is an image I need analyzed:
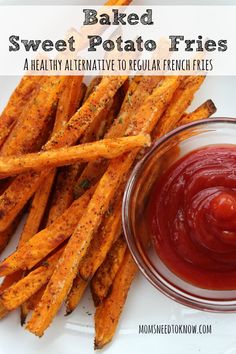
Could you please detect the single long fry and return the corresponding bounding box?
[178,99,217,126]
[0,187,94,276]
[26,76,180,337]
[153,76,205,138]
[91,236,127,307]
[94,250,137,349]
[0,76,127,231]
[0,250,62,311]
[0,76,41,148]
[1,76,66,156]
[0,135,150,178]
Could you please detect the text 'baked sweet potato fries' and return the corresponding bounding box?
[0,75,216,347]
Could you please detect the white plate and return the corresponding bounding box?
[1,1,236,354]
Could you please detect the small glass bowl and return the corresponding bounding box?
[122,118,236,312]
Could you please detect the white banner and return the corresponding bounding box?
[0,5,235,75]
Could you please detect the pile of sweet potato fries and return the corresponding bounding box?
[0,4,217,349]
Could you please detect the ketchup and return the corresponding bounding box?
[148,145,236,290]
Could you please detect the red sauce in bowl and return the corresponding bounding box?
[148,145,236,290]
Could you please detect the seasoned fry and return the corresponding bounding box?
[46,165,82,226]
[0,76,42,149]
[0,270,23,295]
[20,174,55,243]
[0,76,127,231]
[0,187,95,276]
[0,250,62,311]
[153,76,205,138]
[178,99,217,126]
[91,236,127,307]
[1,76,66,156]
[65,278,88,315]
[0,135,150,178]
[79,192,122,281]
[94,250,137,349]
[25,76,180,337]
[22,285,47,321]
[53,77,84,132]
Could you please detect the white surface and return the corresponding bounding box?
[1,1,236,354]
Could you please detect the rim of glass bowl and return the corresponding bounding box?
[122,117,236,312]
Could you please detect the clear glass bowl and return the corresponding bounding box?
[123,118,236,312]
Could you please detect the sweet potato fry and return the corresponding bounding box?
[23,285,46,313]
[21,285,47,324]
[1,76,66,156]
[94,250,137,349]
[0,249,62,311]
[0,135,150,178]
[91,236,127,307]
[153,76,205,139]
[53,77,84,132]
[0,187,95,276]
[178,99,217,126]
[19,174,55,244]
[25,76,180,337]
[0,76,127,231]
[79,192,122,281]
[0,76,42,148]
[46,165,81,226]
[65,278,88,315]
